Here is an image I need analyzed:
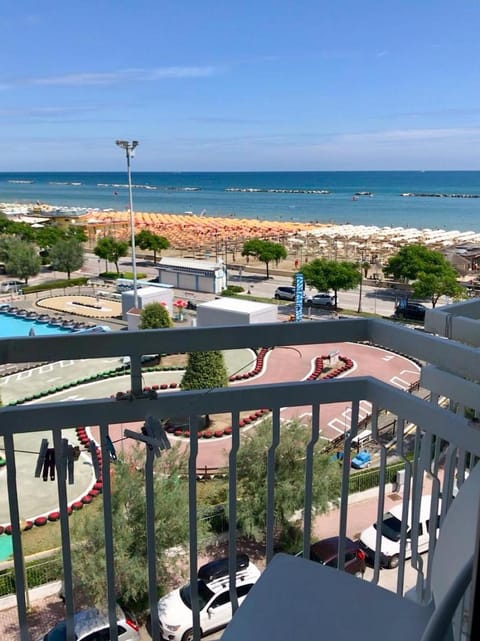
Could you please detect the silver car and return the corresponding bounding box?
[36,606,140,641]
[0,279,23,293]
[305,293,334,307]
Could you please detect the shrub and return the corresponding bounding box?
[221,285,245,296]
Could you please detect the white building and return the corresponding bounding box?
[156,257,227,294]
[196,297,278,327]
[122,285,174,329]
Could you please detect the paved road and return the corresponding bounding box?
[66,252,439,318]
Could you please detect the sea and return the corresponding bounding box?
[2,171,480,232]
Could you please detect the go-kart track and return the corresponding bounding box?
[0,342,419,525]
[93,341,420,471]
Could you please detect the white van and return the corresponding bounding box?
[359,495,440,569]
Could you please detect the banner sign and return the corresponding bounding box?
[294,272,304,322]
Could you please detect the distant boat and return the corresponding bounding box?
[354,192,373,197]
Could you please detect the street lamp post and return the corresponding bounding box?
[115,140,139,309]
[357,251,366,314]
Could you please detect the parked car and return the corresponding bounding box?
[305,292,334,307]
[351,450,371,469]
[305,536,366,577]
[0,279,23,293]
[359,495,440,569]
[394,302,427,321]
[274,286,305,302]
[36,606,140,641]
[157,554,261,641]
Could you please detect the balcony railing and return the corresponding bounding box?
[1,317,479,640]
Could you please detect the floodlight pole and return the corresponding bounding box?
[357,250,365,314]
[116,140,139,309]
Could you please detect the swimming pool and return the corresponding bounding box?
[0,310,72,338]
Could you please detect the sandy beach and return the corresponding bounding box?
[79,210,317,251]
[4,201,480,266]
[76,210,480,265]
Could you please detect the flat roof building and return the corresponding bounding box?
[156,257,227,294]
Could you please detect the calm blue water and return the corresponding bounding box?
[0,311,71,338]
[2,171,480,232]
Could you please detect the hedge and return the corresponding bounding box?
[25,277,89,293]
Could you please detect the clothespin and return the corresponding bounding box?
[34,438,75,483]
[88,440,101,479]
[65,440,75,485]
[35,441,55,481]
[34,439,49,478]
[124,416,171,458]
[106,435,117,461]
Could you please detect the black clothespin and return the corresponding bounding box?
[88,440,101,479]
[34,439,56,481]
[64,440,75,485]
[34,439,49,478]
[35,438,76,484]
[125,416,171,458]
[106,435,117,461]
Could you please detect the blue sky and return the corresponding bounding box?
[2,1,480,171]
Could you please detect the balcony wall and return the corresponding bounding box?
[1,317,479,640]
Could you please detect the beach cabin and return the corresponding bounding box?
[156,257,227,294]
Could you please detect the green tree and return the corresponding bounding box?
[0,220,36,242]
[34,225,64,254]
[180,351,229,426]
[383,244,448,282]
[139,302,174,328]
[70,446,207,612]
[4,239,41,283]
[135,230,170,263]
[49,238,85,280]
[94,237,128,274]
[242,239,287,278]
[65,225,88,243]
[300,258,361,308]
[235,418,341,544]
[412,271,465,308]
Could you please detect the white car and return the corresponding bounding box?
[305,292,334,307]
[0,279,23,293]
[359,495,439,569]
[157,554,260,641]
[36,606,140,641]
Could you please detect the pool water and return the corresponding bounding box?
[0,535,12,561]
[0,313,72,338]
